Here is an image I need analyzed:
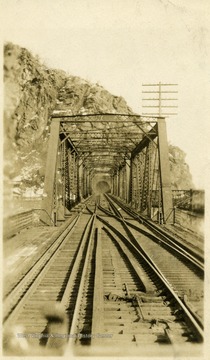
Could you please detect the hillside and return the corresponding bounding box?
[4,42,194,201]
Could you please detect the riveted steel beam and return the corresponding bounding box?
[131,124,158,159]
[41,120,60,225]
[52,112,158,122]
[157,118,173,223]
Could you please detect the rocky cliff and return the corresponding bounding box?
[169,146,193,189]
[3,42,194,199]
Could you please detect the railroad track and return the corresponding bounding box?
[3,209,95,345]
[80,202,203,353]
[3,196,204,356]
[97,195,204,320]
[107,194,204,264]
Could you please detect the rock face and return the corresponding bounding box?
[169,146,194,190]
[4,43,66,190]
[3,42,194,198]
[56,77,132,115]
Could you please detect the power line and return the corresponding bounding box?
[142,82,178,117]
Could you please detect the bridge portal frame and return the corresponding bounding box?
[41,114,173,225]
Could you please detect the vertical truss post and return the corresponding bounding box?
[41,119,60,225]
[124,167,127,201]
[89,171,93,195]
[121,168,124,200]
[86,168,89,197]
[130,159,134,205]
[73,153,76,203]
[131,159,136,206]
[137,154,143,211]
[111,174,114,194]
[115,172,118,196]
[118,169,121,198]
[83,167,87,197]
[82,164,85,198]
[78,158,83,202]
[119,168,123,199]
[157,117,173,223]
[135,154,140,211]
[128,160,133,204]
[125,159,131,203]
[56,141,65,221]
[134,158,139,210]
[84,167,88,198]
[87,169,91,196]
[112,172,116,196]
[141,144,153,217]
[69,151,75,207]
[85,167,88,197]
[67,150,72,207]
[116,170,120,197]
[122,167,126,201]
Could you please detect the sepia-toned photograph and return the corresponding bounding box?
[1,0,209,358]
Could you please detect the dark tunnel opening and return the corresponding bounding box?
[94,181,111,194]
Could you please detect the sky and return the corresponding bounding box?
[1,0,210,189]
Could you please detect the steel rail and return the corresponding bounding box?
[125,218,204,271]
[3,213,79,300]
[3,214,81,325]
[106,194,204,270]
[68,214,97,346]
[103,201,203,273]
[93,211,204,343]
[60,215,96,310]
[3,210,93,328]
[91,226,104,344]
[98,200,203,275]
[46,214,95,348]
[98,199,204,326]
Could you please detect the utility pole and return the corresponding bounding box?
[142,82,178,117]
[141,82,178,224]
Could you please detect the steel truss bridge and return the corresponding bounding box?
[41,113,173,225]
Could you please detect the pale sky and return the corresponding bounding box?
[1,0,210,188]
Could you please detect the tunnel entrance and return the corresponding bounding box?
[91,174,111,195]
[95,181,111,194]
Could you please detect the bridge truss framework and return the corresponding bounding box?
[41,113,173,225]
